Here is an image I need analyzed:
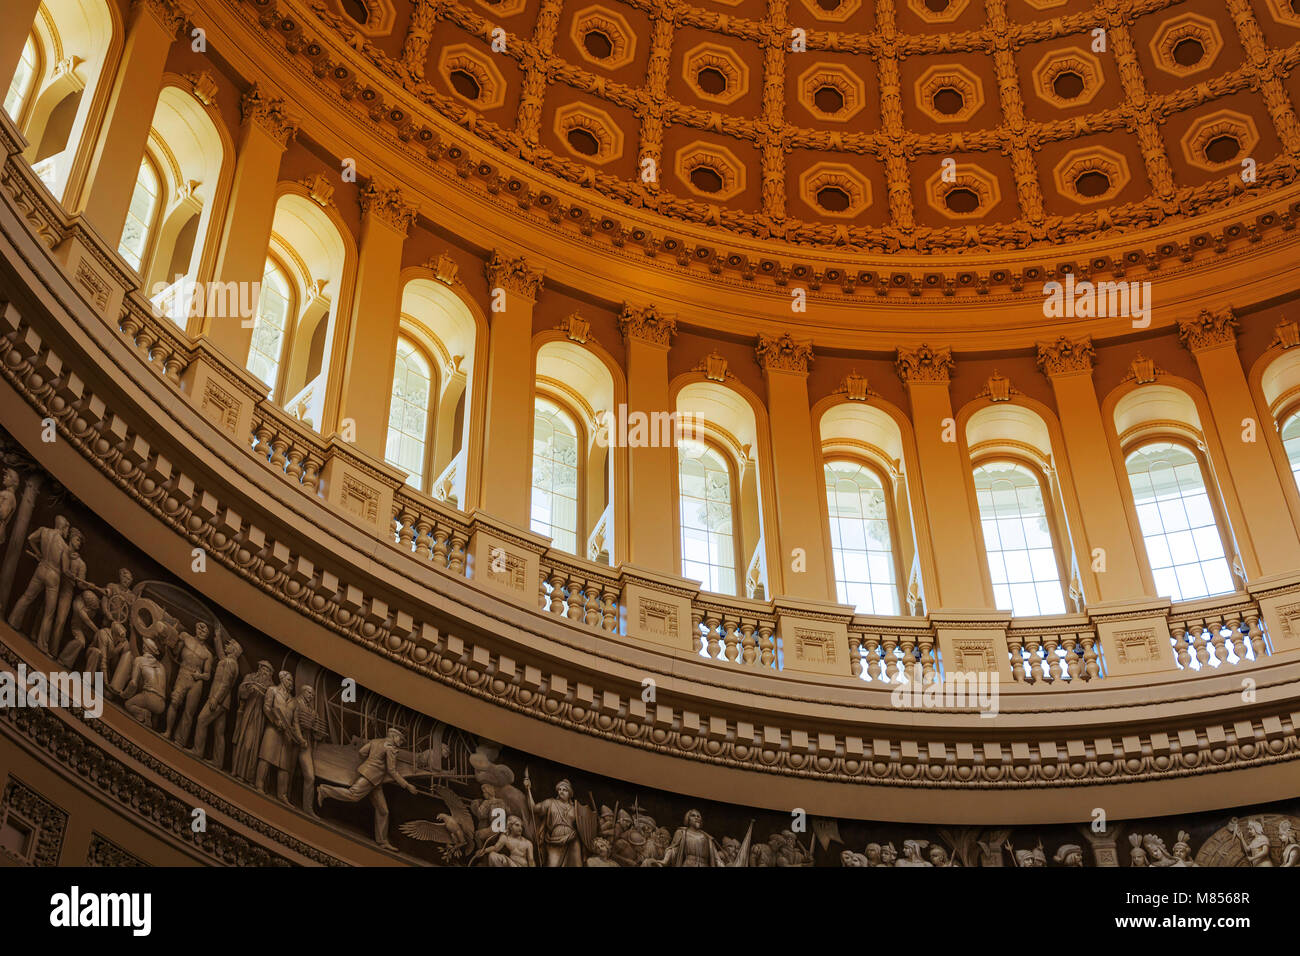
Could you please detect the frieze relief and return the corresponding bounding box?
[1,425,1297,866]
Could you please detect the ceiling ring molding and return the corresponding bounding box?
[682,42,750,106]
[554,101,625,165]
[1032,46,1105,109]
[1181,109,1261,173]
[437,43,507,111]
[914,64,984,124]
[797,63,868,122]
[1053,146,1132,206]
[676,140,747,201]
[1149,13,1224,79]
[925,164,1001,220]
[569,5,637,71]
[799,162,872,218]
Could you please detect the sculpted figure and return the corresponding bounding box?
[7,514,70,652]
[48,527,85,658]
[1230,818,1273,866]
[164,621,214,746]
[122,638,167,726]
[586,836,618,867]
[864,843,885,867]
[289,684,319,813]
[1053,844,1084,867]
[899,840,932,867]
[654,809,722,867]
[190,637,242,766]
[476,815,535,867]
[470,783,510,847]
[230,661,274,782]
[1143,834,1177,867]
[880,842,898,866]
[928,845,956,867]
[56,590,98,668]
[841,849,870,867]
[0,468,18,545]
[255,671,297,803]
[612,812,650,867]
[1172,832,1199,868]
[1278,822,1299,868]
[316,727,419,850]
[719,836,741,866]
[86,621,127,683]
[523,773,585,867]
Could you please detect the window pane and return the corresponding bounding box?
[973,461,1065,617]
[678,439,738,596]
[245,260,292,393]
[531,396,580,555]
[116,158,159,272]
[824,460,898,614]
[1125,442,1234,601]
[3,35,37,120]
[384,337,432,490]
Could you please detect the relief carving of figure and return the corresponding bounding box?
[289,684,320,813]
[523,773,590,867]
[190,636,242,767]
[653,809,722,867]
[255,671,298,804]
[1230,818,1273,866]
[473,815,536,867]
[1279,821,1299,868]
[1172,832,1199,867]
[122,638,167,725]
[316,727,420,850]
[164,621,214,747]
[230,661,274,782]
[48,527,85,659]
[56,588,98,668]
[0,468,18,545]
[7,514,70,652]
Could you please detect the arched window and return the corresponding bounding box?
[3,33,39,122]
[116,156,161,272]
[246,258,294,396]
[1281,413,1300,494]
[531,396,580,554]
[973,461,1067,616]
[1125,441,1234,601]
[825,460,899,614]
[678,438,737,595]
[385,337,434,490]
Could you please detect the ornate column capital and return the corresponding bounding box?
[618,303,677,347]
[895,344,954,385]
[359,181,417,235]
[1036,335,1095,378]
[132,0,186,36]
[239,82,298,147]
[755,332,813,375]
[1178,308,1239,354]
[484,250,544,302]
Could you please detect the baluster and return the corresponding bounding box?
[583,581,603,627]
[253,424,274,463]
[432,526,450,568]
[1170,622,1190,669]
[740,622,757,665]
[864,636,885,682]
[1044,637,1061,683]
[848,633,862,678]
[564,575,586,622]
[1023,637,1042,684]
[1006,636,1025,683]
[691,610,703,655]
[1209,617,1228,666]
[1225,616,1246,662]
[919,634,936,684]
[302,453,323,493]
[136,327,157,364]
[163,351,185,383]
[397,509,416,550]
[758,622,775,668]
[448,531,467,574]
[1082,634,1101,681]
[1191,623,1210,668]
[414,517,433,560]
[1246,614,1267,660]
[601,586,618,633]
[269,434,289,471]
[547,570,567,615]
[285,444,305,484]
[1061,636,1081,681]
[722,616,739,662]
[704,613,721,659]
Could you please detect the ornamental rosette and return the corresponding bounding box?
[1035,335,1095,377]
[755,332,814,374]
[895,344,954,384]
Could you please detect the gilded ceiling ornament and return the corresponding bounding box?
[895,344,954,384]
[484,251,545,300]
[428,252,460,287]
[183,70,219,107]
[358,181,417,234]
[239,82,298,146]
[755,333,813,374]
[300,173,335,208]
[835,371,871,401]
[1178,308,1240,353]
[1123,353,1160,385]
[696,351,730,382]
[617,304,676,347]
[1272,319,1299,350]
[1035,335,1095,376]
[982,370,1015,402]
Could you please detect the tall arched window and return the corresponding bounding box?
[825,460,899,614]
[246,258,294,396]
[1125,441,1234,601]
[385,337,433,490]
[531,396,580,554]
[678,438,737,595]
[116,156,161,272]
[3,33,39,122]
[1281,413,1300,493]
[973,461,1066,616]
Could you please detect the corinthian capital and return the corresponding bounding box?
[895,344,953,385]
[133,0,186,35]
[359,181,417,234]
[240,82,298,146]
[1177,308,1239,354]
[1035,335,1095,377]
[484,250,544,301]
[755,332,814,374]
[618,304,677,347]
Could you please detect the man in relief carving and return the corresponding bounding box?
[316,727,420,850]
[190,636,243,767]
[7,514,70,653]
[165,621,214,747]
[653,809,722,867]
[122,638,167,726]
[255,670,297,804]
[289,684,320,814]
[231,660,274,782]
[48,527,86,659]
[476,815,536,867]
[56,589,99,669]
[0,469,19,546]
[523,773,585,867]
